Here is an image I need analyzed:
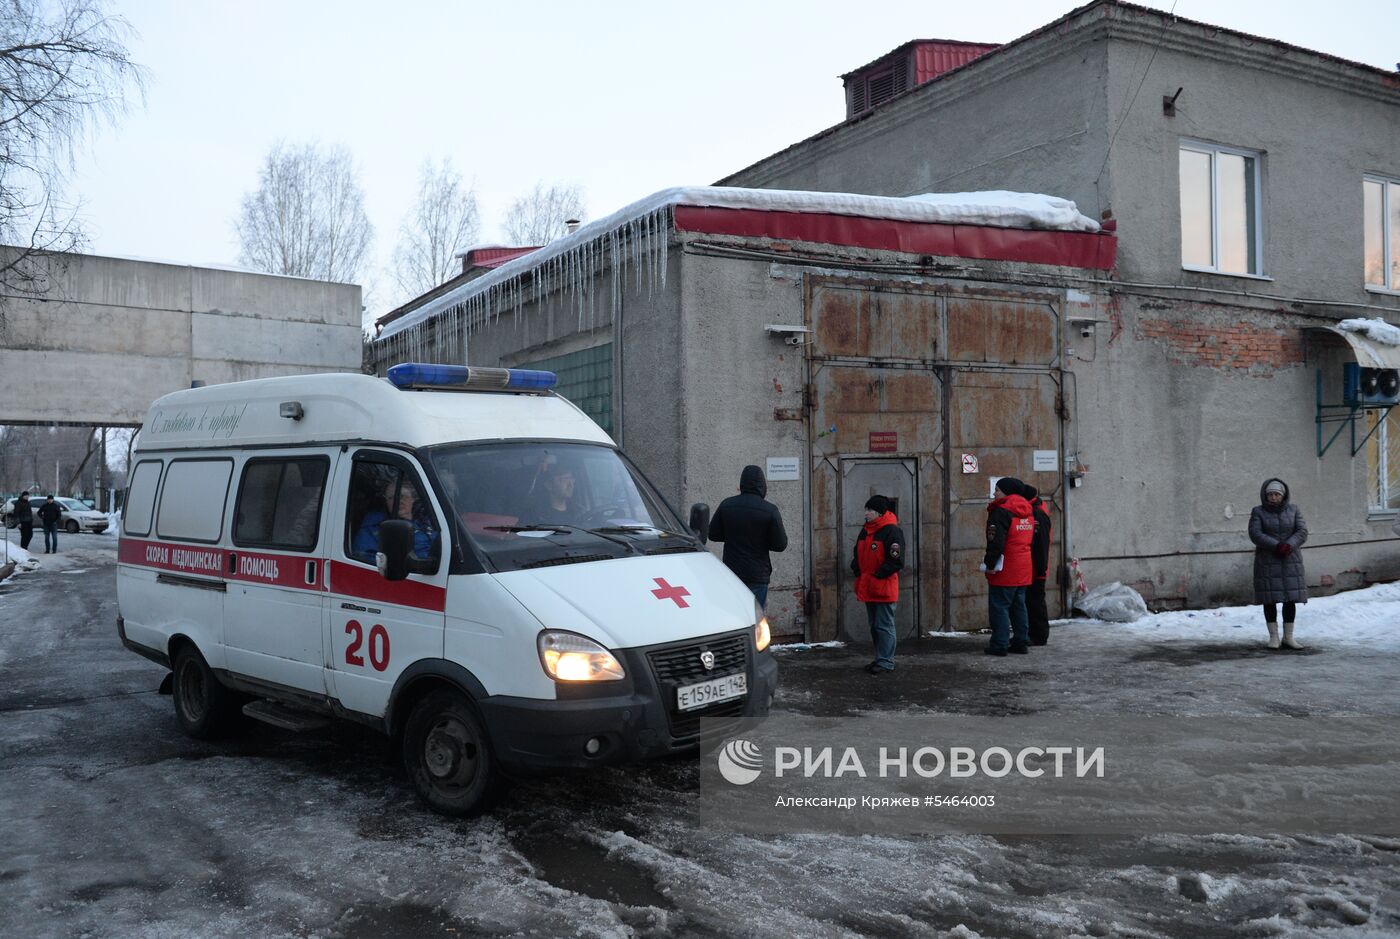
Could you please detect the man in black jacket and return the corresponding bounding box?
[37,495,63,554]
[13,491,34,551]
[1020,483,1053,645]
[709,465,788,608]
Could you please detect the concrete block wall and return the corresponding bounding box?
[0,248,363,425]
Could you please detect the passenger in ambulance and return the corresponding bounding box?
[352,480,438,563]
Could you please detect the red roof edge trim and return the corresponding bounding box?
[467,246,540,268]
[673,205,1117,271]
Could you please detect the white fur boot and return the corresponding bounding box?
[1281,622,1302,650]
[1266,622,1280,649]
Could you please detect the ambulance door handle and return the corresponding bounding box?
[305,561,317,586]
[228,552,238,574]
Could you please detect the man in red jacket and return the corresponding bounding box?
[983,477,1034,656]
[850,495,905,674]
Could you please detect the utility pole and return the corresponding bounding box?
[98,428,106,509]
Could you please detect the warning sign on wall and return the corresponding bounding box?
[961,454,979,474]
[869,431,898,453]
[766,457,800,481]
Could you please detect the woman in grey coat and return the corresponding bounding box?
[1247,478,1308,649]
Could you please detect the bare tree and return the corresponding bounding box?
[391,157,480,298]
[235,142,373,284]
[0,0,144,323]
[0,424,103,496]
[502,182,586,245]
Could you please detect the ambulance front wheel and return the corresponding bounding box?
[171,645,239,739]
[402,689,501,817]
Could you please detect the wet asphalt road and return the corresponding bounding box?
[2,536,1398,939]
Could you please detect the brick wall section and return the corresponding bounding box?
[1136,312,1306,373]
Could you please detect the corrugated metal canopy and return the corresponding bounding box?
[1312,326,1400,370]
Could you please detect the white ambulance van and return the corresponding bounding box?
[116,364,777,815]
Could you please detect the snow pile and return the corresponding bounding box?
[0,539,40,574]
[1072,580,1400,649]
[1337,317,1400,345]
[772,640,846,652]
[375,186,1101,357]
[905,190,1098,231]
[101,511,121,536]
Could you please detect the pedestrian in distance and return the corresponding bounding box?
[850,494,905,674]
[14,491,34,552]
[983,477,1035,656]
[37,495,62,554]
[708,464,788,609]
[1248,477,1308,649]
[1020,483,1053,646]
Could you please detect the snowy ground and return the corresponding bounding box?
[1,531,1398,938]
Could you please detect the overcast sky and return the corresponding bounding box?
[70,0,1396,318]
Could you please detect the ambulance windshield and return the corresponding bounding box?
[427,442,698,571]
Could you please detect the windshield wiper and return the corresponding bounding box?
[485,524,639,554]
[591,525,704,551]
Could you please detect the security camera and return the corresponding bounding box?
[1079,325,1093,338]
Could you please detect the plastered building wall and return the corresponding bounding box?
[1069,294,1399,607]
[0,248,363,425]
[721,19,1112,226]
[716,4,1400,609]
[678,248,809,630]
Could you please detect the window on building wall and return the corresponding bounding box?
[1365,408,1400,513]
[1363,176,1400,291]
[519,344,613,435]
[1179,142,1262,276]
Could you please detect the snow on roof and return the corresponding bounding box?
[376,186,1100,341]
[1337,317,1400,347]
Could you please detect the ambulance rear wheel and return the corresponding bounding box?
[402,690,500,817]
[172,645,238,739]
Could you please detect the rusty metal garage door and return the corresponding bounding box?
[805,276,1063,642]
[806,279,944,642]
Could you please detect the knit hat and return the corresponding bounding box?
[1264,480,1286,497]
[864,494,891,514]
[995,477,1025,497]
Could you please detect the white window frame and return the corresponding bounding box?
[1363,174,1399,294]
[1367,408,1399,515]
[1179,139,1265,278]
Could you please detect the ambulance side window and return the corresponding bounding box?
[156,459,234,544]
[123,460,163,537]
[233,457,329,552]
[344,458,440,569]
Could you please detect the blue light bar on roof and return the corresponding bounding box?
[386,363,557,393]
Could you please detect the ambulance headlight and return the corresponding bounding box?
[754,602,772,652]
[538,631,625,682]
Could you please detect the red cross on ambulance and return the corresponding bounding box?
[650,577,691,608]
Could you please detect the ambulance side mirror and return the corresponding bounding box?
[689,503,710,545]
[376,519,415,581]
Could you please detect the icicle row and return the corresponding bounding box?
[377,208,678,367]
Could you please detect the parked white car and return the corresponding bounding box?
[3,496,109,533]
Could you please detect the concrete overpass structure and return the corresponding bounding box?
[0,247,364,426]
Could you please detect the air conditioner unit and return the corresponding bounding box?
[1343,363,1400,406]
